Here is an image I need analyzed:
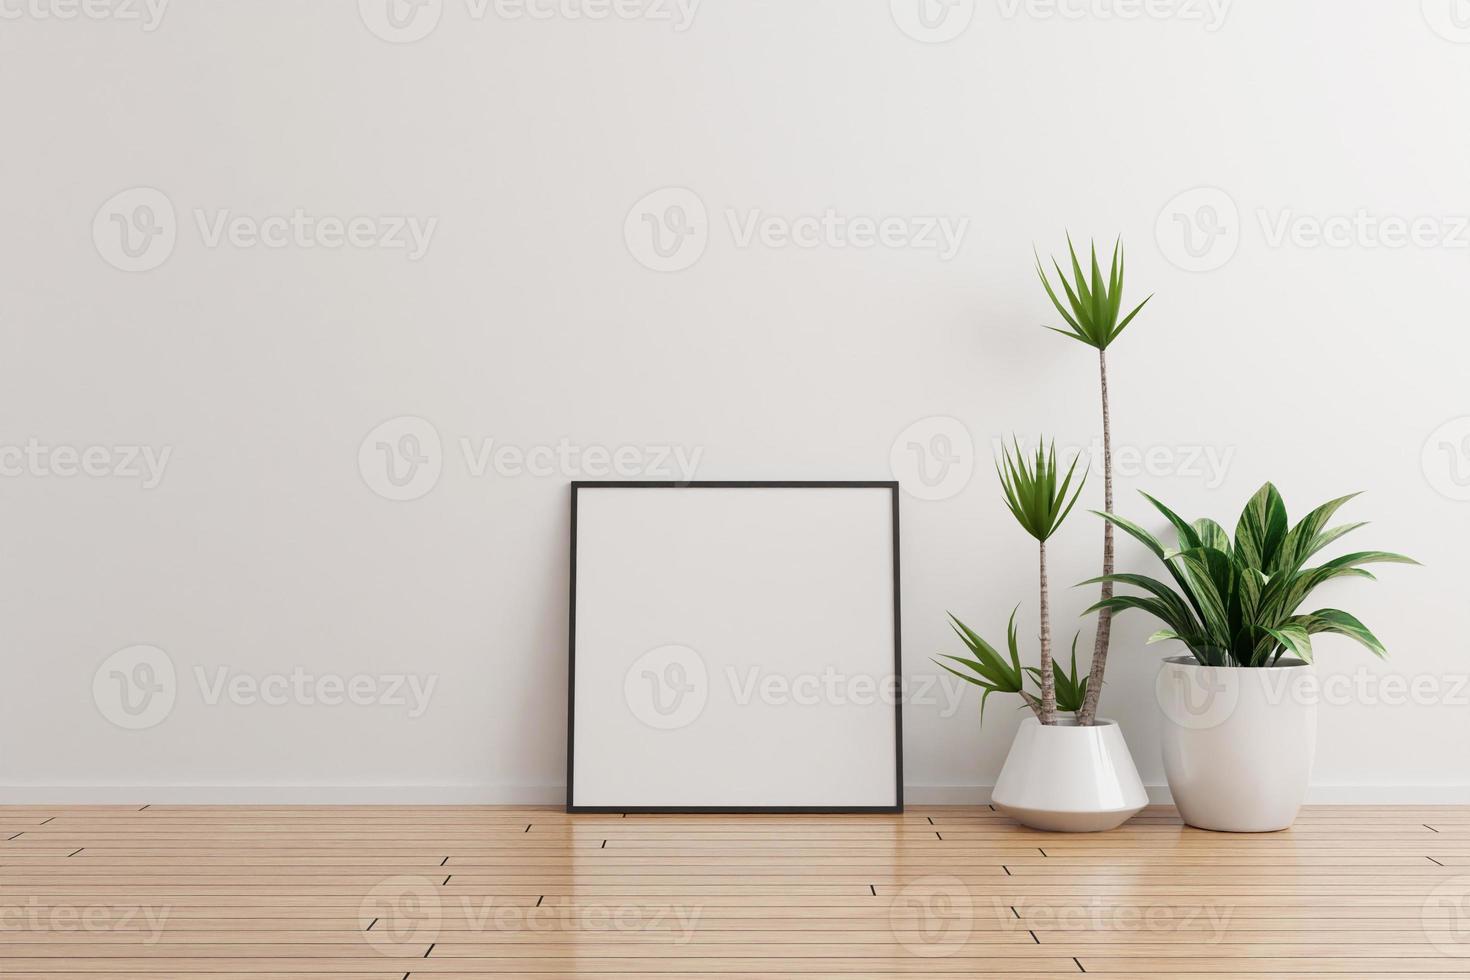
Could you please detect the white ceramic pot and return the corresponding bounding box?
[1156,655,1316,833]
[991,718,1148,833]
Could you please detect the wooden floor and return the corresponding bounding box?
[1,804,1468,977]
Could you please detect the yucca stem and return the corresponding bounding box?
[1019,692,1045,721]
[1038,539,1057,725]
[1078,348,1114,727]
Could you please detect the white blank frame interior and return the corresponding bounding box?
[568,482,903,813]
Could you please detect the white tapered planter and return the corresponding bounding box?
[991,718,1148,832]
[1156,656,1316,833]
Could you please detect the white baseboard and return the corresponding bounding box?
[3,784,1468,805]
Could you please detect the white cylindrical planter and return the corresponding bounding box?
[1156,656,1316,833]
[991,718,1148,833]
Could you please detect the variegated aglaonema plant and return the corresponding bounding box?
[1088,484,1416,667]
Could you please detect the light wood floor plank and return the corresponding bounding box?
[1,803,1465,975]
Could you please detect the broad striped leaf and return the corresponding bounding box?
[1265,624,1314,665]
[1302,608,1388,659]
[1142,492,1202,552]
[1235,483,1289,569]
[1275,493,1360,574]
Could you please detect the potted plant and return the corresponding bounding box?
[1091,484,1416,831]
[1036,237,1152,728]
[937,440,1147,832]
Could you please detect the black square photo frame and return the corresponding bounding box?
[566,482,903,814]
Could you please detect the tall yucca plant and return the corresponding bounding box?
[997,439,1087,723]
[1088,484,1416,668]
[1037,236,1152,726]
[934,441,1088,725]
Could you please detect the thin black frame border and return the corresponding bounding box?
[567,481,903,815]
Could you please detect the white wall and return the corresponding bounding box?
[2,0,1467,803]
